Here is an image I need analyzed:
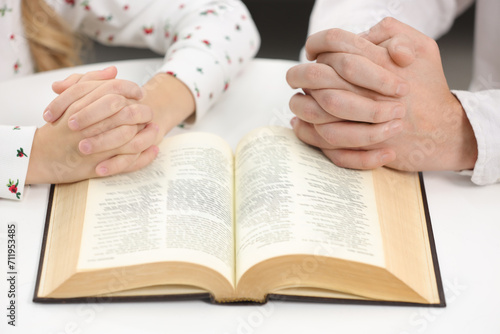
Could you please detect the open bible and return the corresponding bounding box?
[34,126,445,306]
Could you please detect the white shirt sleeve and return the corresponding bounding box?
[453,89,500,185]
[308,0,472,36]
[302,0,473,61]
[0,125,36,200]
[48,0,260,122]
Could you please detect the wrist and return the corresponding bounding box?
[444,94,478,171]
[141,73,196,142]
[26,125,89,184]
[26,127,53,184]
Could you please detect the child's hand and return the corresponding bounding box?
[43,66,155,156]
[27,100,159,184]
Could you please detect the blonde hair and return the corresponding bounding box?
[21,0,83,72]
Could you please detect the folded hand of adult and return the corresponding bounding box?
[287,17,477,172]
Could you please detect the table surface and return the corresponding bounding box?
[0,58,499,334]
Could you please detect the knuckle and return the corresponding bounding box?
[291,95,316,120]
[130,137,144,153]
[124,105,143,124]
[316,53,334,65]
[415,35,439,55]
[370,104,385,123]
[303,64,324,82]
[328,151,348,168]
[118,125,136,141]
[366,125,384,145]
[378,73,398,95]
[367,130,378,146]
[108,94,127,111]
[285,68,297,87]
[393,33,410,47]
[66,102,83,118]
[324,28,343,45]
[319,126,338,146]
[301,102,319,121]
[81,125,99,138]
[289,94,300,113]
[359,154,374,169]
[379,17,397,30]
[88,132,104,148]
[338,54,357,79]
[321,91,343,113]
[72,81,93,95]
[104,79,122,93]
[126,105,141,123]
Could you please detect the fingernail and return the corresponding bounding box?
[79,140,91,154]
[290,117,297,127]
[68,118,79,130]
[43,110,53,122]
[98,166,108,176]
[392,105,405,119]
[396,82,410,96]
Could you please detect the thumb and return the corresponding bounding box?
[382,33,416,67]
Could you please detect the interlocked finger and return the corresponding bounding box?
[316,52,409,97]
[95,145,160,177]
[78,124,140,155]
[289,92,342,124]
[309,89,405,123]
[321,148,396,170]
[81,103,153,138]
[314,119,403,148]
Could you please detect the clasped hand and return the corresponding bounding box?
[287,17,477,172]
[27,66,159,184]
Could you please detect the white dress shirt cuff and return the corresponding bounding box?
[452,89,500,185]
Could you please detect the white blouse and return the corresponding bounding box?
[0,0,260,200]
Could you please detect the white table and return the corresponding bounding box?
[0,58,499,334]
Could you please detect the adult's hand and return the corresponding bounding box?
[287,18,477,171]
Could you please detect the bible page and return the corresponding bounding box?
[78,133,235,285]
[235,127,384,281]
